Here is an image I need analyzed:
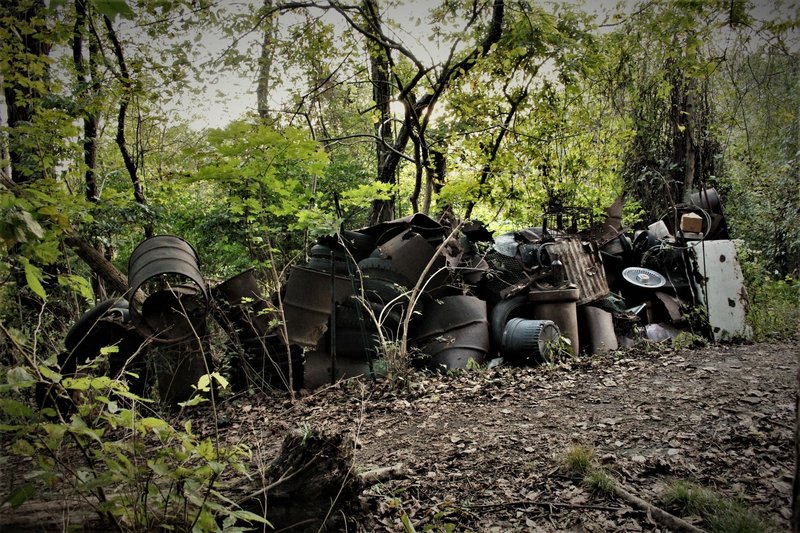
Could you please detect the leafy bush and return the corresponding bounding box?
[0,359,267,532]
[738,243,800,341]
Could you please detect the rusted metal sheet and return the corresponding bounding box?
[547,238,609,305]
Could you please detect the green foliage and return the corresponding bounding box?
[192,120,329,267]
[438,3,625,227]
[720,49,800,276]
[738,243,800,340]
[0,363,266,531]
[661,480,771,533]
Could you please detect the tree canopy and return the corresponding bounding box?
[1,0,798,331]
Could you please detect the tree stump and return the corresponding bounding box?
[241,430,362,532]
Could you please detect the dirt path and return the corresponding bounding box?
[279,341,796,531]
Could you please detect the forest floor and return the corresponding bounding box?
[209,340,798,532]
[1,340,797,531]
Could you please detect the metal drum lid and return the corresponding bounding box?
[622,267,666,288]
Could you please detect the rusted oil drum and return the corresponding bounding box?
[413,295,489,370]
[501,317,560,366]
[213,268,272,339]
[283,266,354,346]
[528,286,580,355]
[128,235,209,343]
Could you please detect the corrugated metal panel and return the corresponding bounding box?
[549,238,609,305]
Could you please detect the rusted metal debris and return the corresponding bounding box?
[53,190,750,397]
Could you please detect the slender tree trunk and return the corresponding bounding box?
[103,15,146,206]
[73,0,99,202]
[0,74,12,188]
[464,88,525,220]
[425,149,446,217]
[256,0,275,123]
[683,89,696,195]
[363,0,505,224]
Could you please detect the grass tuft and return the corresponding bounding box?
[562,444,595,476]
[661,480,771,533]
[584,469,615,494]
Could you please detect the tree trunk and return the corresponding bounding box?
[426,149,446,217]
[103,15,146,207]
[683,87,696,196]
[64,235,137,302]
[464,87,525,220]
[365,0,395,224]
[73,0,100,202]
[256,0,276,123]
[239,430,362,532]
[1,0,52,184]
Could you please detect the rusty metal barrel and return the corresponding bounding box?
[500,318,560,365]
[413,295,489,370]
[128,235,209,343]
[282,266,354,347]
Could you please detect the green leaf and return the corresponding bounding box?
[38,365,62,384]
[177,396,207,407]
[57,275,94,301]
[11,439,35,457]
[211,372,229,390]
[195,374,212,392]
[68,416,104,443]
[113,389,152,402]
[230,509,271,525]
[148,459,171,476]
[6,367,35,389]
[90,376,113,390]
[0,399,34,418]
[63,376,92,391]
[401,512,417,533]
[100,345,119,356]
[2,484,35,509]
[20,258,46,301]
[139,417,170,432]
[19,211,43,239]
[197,438,215,461]
[92,0,135,20]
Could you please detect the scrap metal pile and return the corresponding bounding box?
[46,188,750,402]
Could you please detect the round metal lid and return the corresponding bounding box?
[622,267,666,288]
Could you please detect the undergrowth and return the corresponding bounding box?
[738,243,800,341]
[0,352,266,532]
